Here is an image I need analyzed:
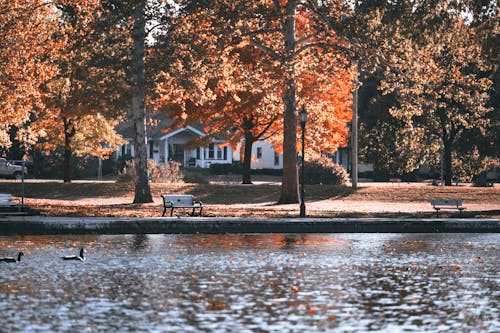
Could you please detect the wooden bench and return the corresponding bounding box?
[431,199,465,217]
[161,194,203,217]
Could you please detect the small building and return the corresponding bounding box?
[232,140,283,169]
[115,115,283,169]
[115,119,233,168]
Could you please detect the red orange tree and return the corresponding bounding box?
[0,0,59,151]
[35,0,128,183]
[153,0,353,192]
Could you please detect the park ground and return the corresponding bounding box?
[1,176,499,219]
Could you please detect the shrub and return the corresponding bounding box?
[209,162,283,176]
[150,160,183,183]
[301,156,349,185]
[473,160,500,187]
[209,162,242,175]
[252,168,283,176]
[117,159,183,183]
[117,159,136,182]
[183,169,209,184]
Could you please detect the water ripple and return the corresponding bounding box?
[0,233,498,332]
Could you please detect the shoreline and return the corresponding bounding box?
[1,216,498,235]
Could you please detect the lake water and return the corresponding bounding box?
[0,234,498,332]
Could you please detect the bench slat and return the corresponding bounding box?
[431,199,462,207]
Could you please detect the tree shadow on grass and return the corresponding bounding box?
[0,182,134,200]
[182,184,359,205]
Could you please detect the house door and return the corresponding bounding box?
[172,144,184,165]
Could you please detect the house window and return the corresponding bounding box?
[256,147,262,159]
[126,144,132,156]
[207,143,226,160]
[121,145,126,156]
[149,141,154,158]
[274,151,280,166]
[196,147,200,159]
[208,143,215,159]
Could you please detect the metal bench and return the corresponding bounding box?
[0,193,27,215]
[0,194,19,207]
[431,199,465,217]
[161,194,203,217]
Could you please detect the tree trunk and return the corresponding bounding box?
[63,117,74,183]
[443,138,453,186]
[131,0,152,203]
[279,0,299,204]
[242,136,254,184]
[63,141,72,183]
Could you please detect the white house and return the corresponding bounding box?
[116,125,233,168]
[330,147,373,175]
[233,140,283,169]
[115,115,283,169]
[115,115,375,177]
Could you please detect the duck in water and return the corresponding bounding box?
[62,248,85,261]
[0,252,24,263]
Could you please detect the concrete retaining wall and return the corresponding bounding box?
[0,216,498,235]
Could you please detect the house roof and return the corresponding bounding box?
[158,125,206,140]
[116,112,205,140]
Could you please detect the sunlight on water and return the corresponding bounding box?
[0,234,498,332]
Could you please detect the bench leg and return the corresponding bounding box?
[162,207,167,217]
[170,207,174,217]
[189,207,203,216]
[434,208,440,218]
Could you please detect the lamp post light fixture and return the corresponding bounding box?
[299,105,308,218]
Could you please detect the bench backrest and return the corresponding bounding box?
[431,199,462,207]
[161,194,194,206]
[0,193,13,201]
[0,193,14,205]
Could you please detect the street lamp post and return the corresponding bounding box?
[299,106,308,218]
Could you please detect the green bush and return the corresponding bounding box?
[209,162,283,176]
[209,162,242,174]
[252,168,283,176]
[183,169,209,184]
[301,156,349,185]
[473,160,500,187]
[150,160,183,183]
[117,159,136,182]
[118,160,183,183]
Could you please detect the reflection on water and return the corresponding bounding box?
[0,234,498,332]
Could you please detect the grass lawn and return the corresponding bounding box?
[0,180,498,218]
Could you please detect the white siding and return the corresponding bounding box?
[234,140,282,169]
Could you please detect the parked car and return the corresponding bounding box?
[0,158,26,180]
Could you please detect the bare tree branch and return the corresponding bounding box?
[249,36,283,60]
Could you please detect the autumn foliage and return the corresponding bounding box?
[1,0,126,183]
[153,1,353,186]
[0,0,59,149]
[1,0,497,195]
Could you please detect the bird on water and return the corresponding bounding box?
[62,248,85,261]
[0,252,24,263]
